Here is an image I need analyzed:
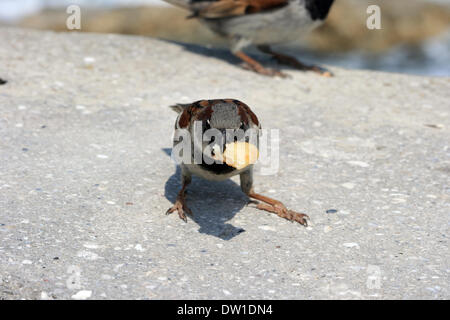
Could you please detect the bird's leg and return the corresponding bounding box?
[258,45,333,77]
[234,51,288,78]
[248,191,309,226]
[166,173,192,222]
[240,170,309,226]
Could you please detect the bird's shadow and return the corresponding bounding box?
[162,148,248,240]
[160,39,287,71]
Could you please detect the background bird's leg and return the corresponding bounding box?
[233,51,288,78]
[240,169,309,226]
[166,168,192,222]
[258,45,333,77]
[230,36,286,77]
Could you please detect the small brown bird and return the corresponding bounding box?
[166,99,309,226]
[163,0,335,77]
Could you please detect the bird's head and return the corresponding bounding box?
[172,99,261,169]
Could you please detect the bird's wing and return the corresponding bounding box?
[164,0,289,19]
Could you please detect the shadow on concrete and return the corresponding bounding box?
[162,148,248,240]
[159,39,285,71]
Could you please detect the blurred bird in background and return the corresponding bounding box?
[167,99,309,226]
[163,0,335,77]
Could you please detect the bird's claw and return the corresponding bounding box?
[257,202,309,226]
[166,200,192,222]
[240,62,290,78]
[286,209,309,226]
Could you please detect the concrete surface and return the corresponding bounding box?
[0,28,449,300]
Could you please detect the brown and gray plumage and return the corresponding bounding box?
[163,0,335,77]
[166,99,309,226]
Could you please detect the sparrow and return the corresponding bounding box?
[166,98,309,226]
[163,0,335,77]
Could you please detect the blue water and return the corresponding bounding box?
[290,31,450,77]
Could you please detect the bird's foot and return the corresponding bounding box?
[240,62,289,78]
[166,199,192,223]
[256,201,309,226]
[272,54,333,77]
[234,51,289,78]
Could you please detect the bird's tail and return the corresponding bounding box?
[169,103,188,113]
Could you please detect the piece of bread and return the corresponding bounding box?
[221,141,259,170]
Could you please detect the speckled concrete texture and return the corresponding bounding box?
[0,28,449,299]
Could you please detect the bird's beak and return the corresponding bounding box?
[212,141,259,170]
